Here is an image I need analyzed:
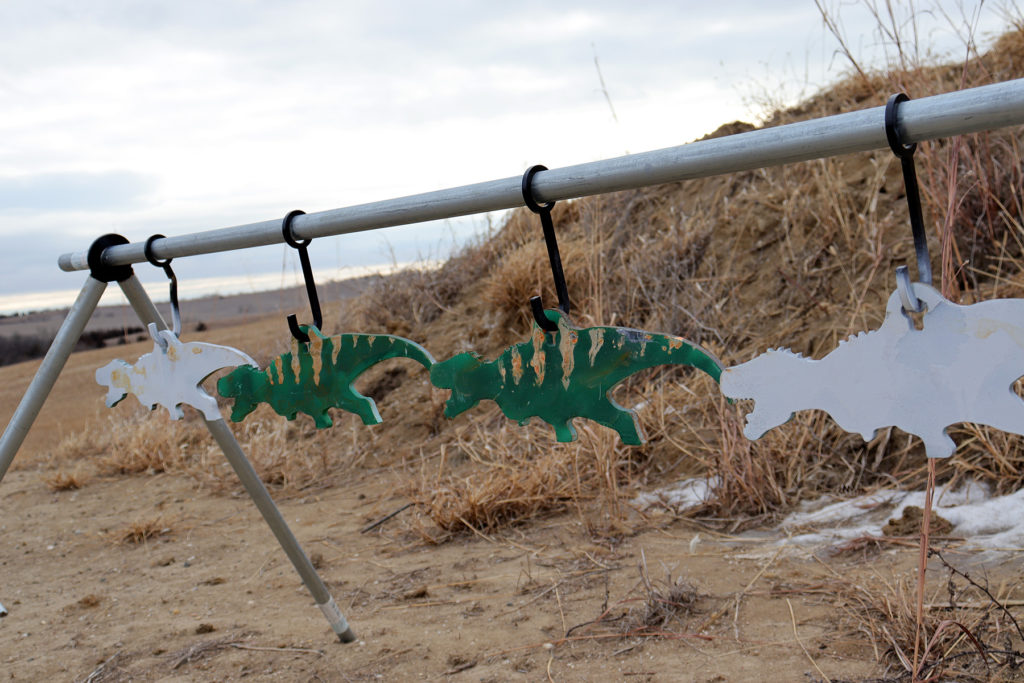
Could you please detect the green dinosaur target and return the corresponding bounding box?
[217,326,435,428]
[430,310,723,445]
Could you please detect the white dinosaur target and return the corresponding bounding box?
[96,324,257,421]
[722,284,1024,458]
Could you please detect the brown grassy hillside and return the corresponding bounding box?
[42,28,1024,540]
[345,27,1024,531]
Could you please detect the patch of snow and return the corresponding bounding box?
[777,479,1024,552]
[639,477,1024,554]
[633,477,718,513]
[780,480,992,542]
[937,487,1024,548]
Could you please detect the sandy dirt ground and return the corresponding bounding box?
[2,462,901,682]
[0,296,1018,681]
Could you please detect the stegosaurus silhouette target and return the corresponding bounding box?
[430,310,723,445]
[721,283,1024,458]
[217,326,435,428]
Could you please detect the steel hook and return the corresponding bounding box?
[282,210,323,343]
[522,165,570,332]
[895,264,923,314]
[144,234,182,339]
[885,93,932,312]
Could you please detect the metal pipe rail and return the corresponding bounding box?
[60,78,1024,272]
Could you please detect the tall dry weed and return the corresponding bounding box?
[833,556,1024,680]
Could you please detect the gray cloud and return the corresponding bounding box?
[0,171,156,212]
[0,1,825,125]
[0,0,1008,306]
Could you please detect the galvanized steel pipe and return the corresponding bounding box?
[114,275,356,643]
[0,276,107,481]
[59,78,1024,273]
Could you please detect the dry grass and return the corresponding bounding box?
[556,549,712,644]
[29,8,1024,679]
[94,411,211,477]
[46,8,1024,540]
[105,515,174,545]
[404,414,639,539]
[630,550,701,631]
[834,553,1024,681]
[347,15,1024,530]
[47,401,385,495]
[43,469,88,491]
[166,635,247,671]
[48,16,1024,545]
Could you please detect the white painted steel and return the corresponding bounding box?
[59,78,1024,272]
[722,284,1024,458]
[95,324,256,421]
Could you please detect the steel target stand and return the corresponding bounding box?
[0,256,355,641]
[4,78,1024,643]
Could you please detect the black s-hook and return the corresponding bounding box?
[282,210,323,343]
[522,165,570,332]
[885,93,932,313]
[144,234,182,338]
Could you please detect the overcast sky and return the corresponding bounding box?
[0,1,1012,309]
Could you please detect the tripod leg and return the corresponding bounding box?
[118,274,170,333]
[0,276,107,483]
[115,275,355,642]
[205,417,355,642]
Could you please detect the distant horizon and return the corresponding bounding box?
[0,260,432,317]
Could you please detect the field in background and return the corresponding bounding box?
[0,276,375,367]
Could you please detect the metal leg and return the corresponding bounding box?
[205,418,355,642]
[118,274,171,332]
[0,276,107,483]
[115,276,355,642]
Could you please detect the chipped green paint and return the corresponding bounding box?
[430,310,723,445]
[217,326,435,428]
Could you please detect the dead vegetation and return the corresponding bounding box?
[356,22,1024,531]
[31,7,1024,679]
[42,6,1024,539]
[828,549,1024,681]
[405,413,640,540]
[630,551,702,631]
[47,401,370,495]
[104,515,175,545]
[40,11,1024,540]
[43,468,87,491]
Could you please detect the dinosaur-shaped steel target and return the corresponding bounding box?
[96,324,257,421]
[430,310,723,445]
[721,283,1024,458]
[217,326,435,428]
